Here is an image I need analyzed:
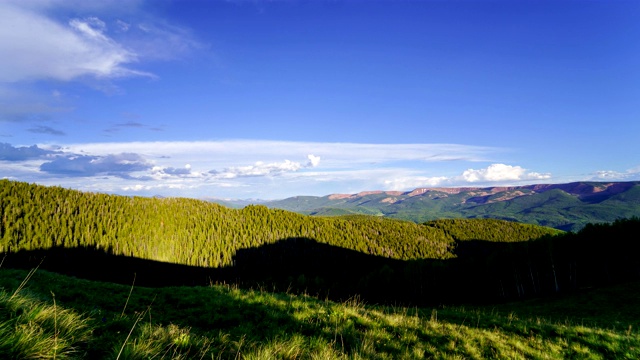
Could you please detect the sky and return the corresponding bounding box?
[1,0,639,200]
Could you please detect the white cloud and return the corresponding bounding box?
[0,3,150,82]
[0,1,204,124]
[0,0,202,86]
[461,164,551,183]
[307,154,321,167]
[116,19,131,32]
[2,140,561,199]
[52,140,498,170]
[207,153,321,179]
[129,21,204,61]
[39,152,152,177]
[0,142,58,160]
[210,159,306,179]
[380,164,552,192]
[591,168,640,181]
[384,176,449,191]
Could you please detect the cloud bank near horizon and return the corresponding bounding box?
[0,140,544,197]
[1,140,638,199]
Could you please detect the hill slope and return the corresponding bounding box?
[6,180,639,306]
[0,180,453,266]
[2,268,639,359]
[263,181,640,231]
[1,180,558,269]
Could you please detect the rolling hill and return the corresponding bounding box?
[262,181,640,231]
[2,178,640,359]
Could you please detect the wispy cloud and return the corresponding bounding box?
[0,140,564,199]
[52,140,498,169]
[129,21,204,61]
[0,0,202,129]
[0,3,148,83]
[103,120,163,134]
[0,86,73,123]
[39,153,152,177]
[115,121,145,128]
[28,125,66,136]
[1,140,492,196]
[590,167,640,181]
[0,1,203,84]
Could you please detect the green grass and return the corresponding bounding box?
[1,268,639,359]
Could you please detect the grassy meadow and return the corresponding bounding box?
[2,181,640,358]
[1,267,639,359]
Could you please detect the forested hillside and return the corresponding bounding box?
[425,218,564,242]
[2,180,563,270]
[0,180,457,266]
[2,180,639,305]
[262,181,640,231]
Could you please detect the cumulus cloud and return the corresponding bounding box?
[307,154,321,167]
[209,154,320,179]
[461,164,551,183]
[381,164,552,192]
[211,159,305,179]
[0,143,57,161]
[39,153,152,177]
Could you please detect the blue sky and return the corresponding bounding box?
[1,0,639,200]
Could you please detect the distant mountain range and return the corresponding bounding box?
[233,182,640,232]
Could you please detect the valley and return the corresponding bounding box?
[260,181,640,232]
[1,179,639,358]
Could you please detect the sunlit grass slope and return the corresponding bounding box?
[1,268,638,359]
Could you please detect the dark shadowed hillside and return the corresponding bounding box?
[4,180,639,306]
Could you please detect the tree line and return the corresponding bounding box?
[2,180,461,266]
[3,180,636,304]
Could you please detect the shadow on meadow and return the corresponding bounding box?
[3,218,640,307]
[3,222,640,359]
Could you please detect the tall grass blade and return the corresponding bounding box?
[121,272,136,317]
[10,258,44,300]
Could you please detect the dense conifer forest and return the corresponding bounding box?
[263,181,640,231]
[2,180,559,267]
[2,179,639,305]
[2,180,640,358]
[0,180,459,265]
